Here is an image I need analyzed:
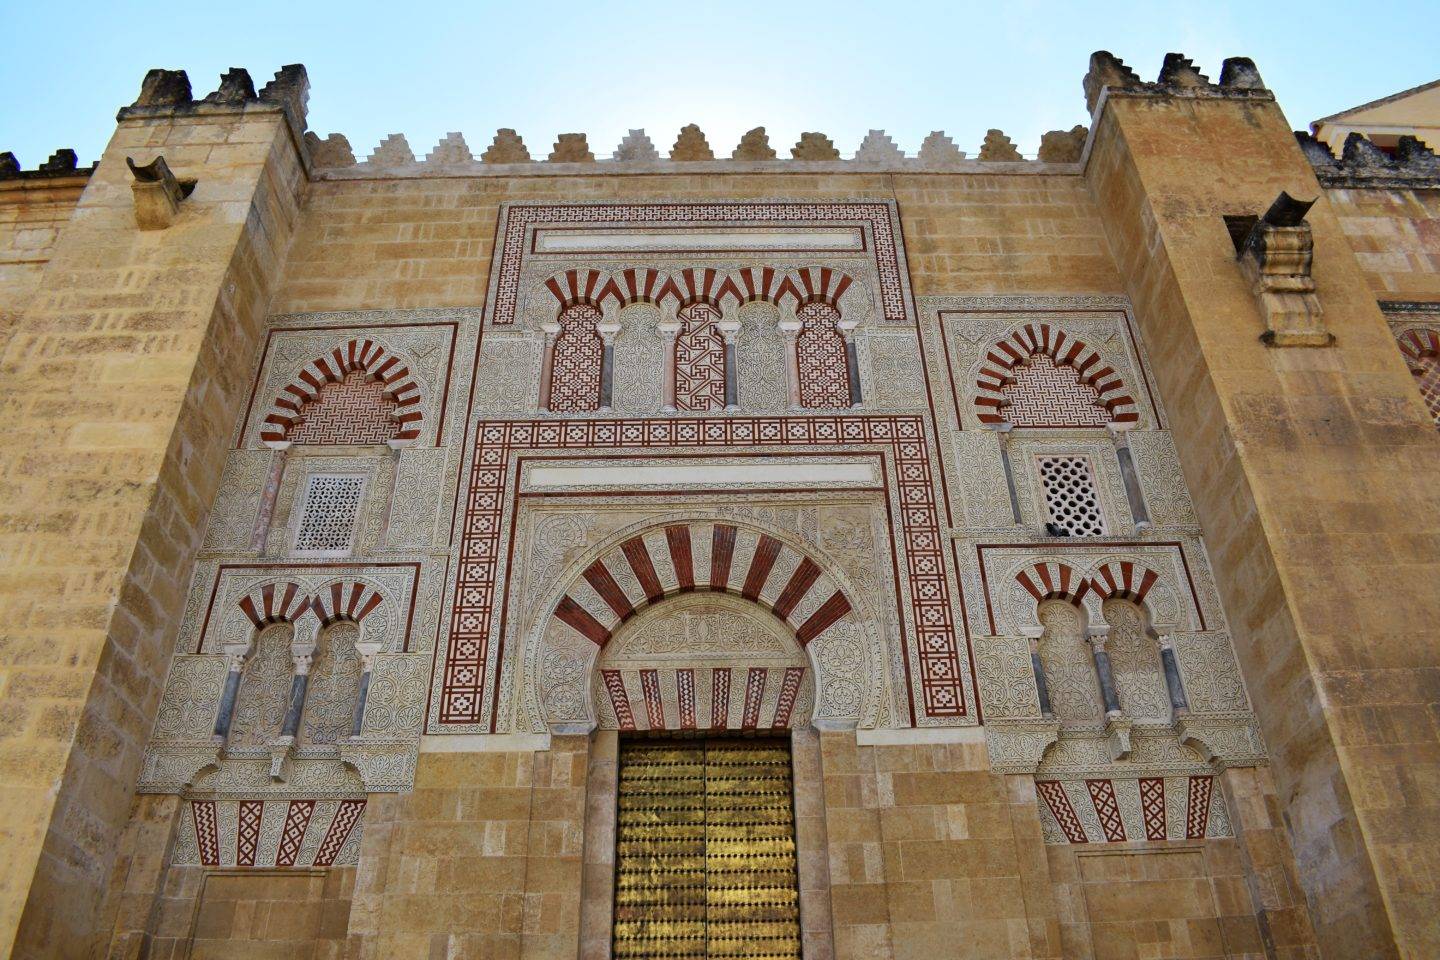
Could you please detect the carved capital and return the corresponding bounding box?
[355,639,384,672]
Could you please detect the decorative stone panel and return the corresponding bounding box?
[237,317,465,449]
[1036,774,1231,844]
[172,798,365,867]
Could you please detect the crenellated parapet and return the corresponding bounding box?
[1297,130,1440,189]
[305,122,1093,174]
[0,148,95,181]
[1082,50,1271,117]
[115,65,310,149]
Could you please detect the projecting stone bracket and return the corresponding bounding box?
[127,155,196,230]
[983,717,1062,774]
[1231,191,1332,347]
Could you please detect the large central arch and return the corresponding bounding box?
[515,516,890,733]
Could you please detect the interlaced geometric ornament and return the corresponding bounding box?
[674,303,726,411]
[1414,354,1440,426]
[795,302,851,409]
[1038,456,1105,537]
[549,303,604,412]
[1002,354,1109,427]
[1397,327,1440,427]
[288,371,399,445]
[293,474,366,555]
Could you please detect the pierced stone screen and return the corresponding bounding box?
[1039,456,1105,537]
[293,474,366,556]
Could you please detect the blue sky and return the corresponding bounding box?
[0,0,1433,166]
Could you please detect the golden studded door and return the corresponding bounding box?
[613,737,802,959]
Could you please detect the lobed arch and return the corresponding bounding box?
[1009,557,1182,636]
[232,577,395,651]
[259,338,423,446]
[540,266,859,315]
[518,516,889,734]
[972,322,1139,427]
[236,581,310,629]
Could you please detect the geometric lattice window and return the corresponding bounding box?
[548,303,604,412]
[1039,456,1105,536]
[292,474,366,556]
[674,302,727,412]
[1004,355,1109,427]
[1395,326,1440,428]
[795,302,851,409]
[288,371,399,445]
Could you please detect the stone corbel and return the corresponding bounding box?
[1176,713,1267,770]
[1234,191,1331,347]
[1104,715,1134,762]
[778,319,803,409]
[983,718,1062,774]
[126,155,196,230]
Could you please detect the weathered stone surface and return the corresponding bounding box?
[306,131,356,168]
[855,129,903,162]
[613,129,658,162]
[6,48,1434,960]
[791,132,840,160]
[132,68,192,107]
[426,132,473,164]
[1037,125,1087,162]
[482,128,531,163]
[202,67,256,104]
[978,128,1022,161]
[549,133,593,163]
[368,133,415,165]
[670,124,714,161]
[731,127,776,160]
[918,130,964,166]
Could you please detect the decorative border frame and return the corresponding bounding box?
[434,415,968,730]
[484,201,912,327]
[236,317,464,448]
[928,295,1166,433]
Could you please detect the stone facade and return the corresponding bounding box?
[0,50,1437,960]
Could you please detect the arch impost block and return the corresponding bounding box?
[983,717,1061,774]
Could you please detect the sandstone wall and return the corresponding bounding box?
[1089,88,1440,958]
[0,100,305,957]
[0,173,87,352]
[1325,185,1440,299]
